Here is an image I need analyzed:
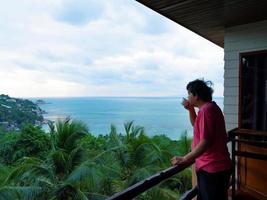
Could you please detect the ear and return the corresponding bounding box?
[195,95,200,101]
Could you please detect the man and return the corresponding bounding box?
[171,79,231,200]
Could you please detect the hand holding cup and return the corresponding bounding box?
[181,97,191,110]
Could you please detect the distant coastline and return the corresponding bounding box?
[0,95,224,138]
[35,96,224,139]
[0,94,46,131]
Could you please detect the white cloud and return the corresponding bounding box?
[0,0,224,97]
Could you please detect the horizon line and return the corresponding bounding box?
[22,95,224,99]
[2,94,224,99]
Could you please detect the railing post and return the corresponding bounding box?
[231,131,236,199]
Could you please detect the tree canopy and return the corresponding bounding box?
[0,119,192,200]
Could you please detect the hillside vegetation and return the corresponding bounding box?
[0,94,44,130]
[0,119,192,200]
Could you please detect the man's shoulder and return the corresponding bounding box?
[202,101,217,110]
[201,102,221,116]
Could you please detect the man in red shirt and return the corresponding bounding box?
[171,79,231,200]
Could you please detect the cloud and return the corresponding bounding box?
[0,0,224,97]
[54,0,103,26]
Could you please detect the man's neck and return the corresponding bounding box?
[196,100,209,109]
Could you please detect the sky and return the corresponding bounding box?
[0,0,224,98]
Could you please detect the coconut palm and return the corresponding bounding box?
[0,120,192,200]
[97,121,189,200]
[2,118,108,200]
[124,123,192,199]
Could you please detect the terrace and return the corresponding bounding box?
[106,1,267,199]
[107,129,267,200]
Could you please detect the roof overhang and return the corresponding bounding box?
[136,0,267,47]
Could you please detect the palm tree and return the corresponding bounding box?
[0,119,192,200]
[176,131,192,156]
[121,122,192,199]
[2,118,108,200]
[97,121,188,200]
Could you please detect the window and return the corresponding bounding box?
[240,51,267,131]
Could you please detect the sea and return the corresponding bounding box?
[33,97,223,140]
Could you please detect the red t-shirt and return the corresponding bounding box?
[193,101,231,173]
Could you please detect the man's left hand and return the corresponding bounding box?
[171,156,186,166]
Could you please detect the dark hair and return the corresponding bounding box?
[186,79,213,102]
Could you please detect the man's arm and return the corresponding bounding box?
[188,107,197,126]
[182,99,197,126]
[171,139,209,166]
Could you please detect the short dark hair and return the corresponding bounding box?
[186,79,213,102]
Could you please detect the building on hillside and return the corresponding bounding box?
[7,99,16,103]
[0,104,12,109]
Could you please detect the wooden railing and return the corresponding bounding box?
[229,128,267,199]
[107,161,194,200]
[107,128,267,200]
[179,186,198,200]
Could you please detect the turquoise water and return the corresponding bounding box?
[35,97,223,140]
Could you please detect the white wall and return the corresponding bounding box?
[224,20,267,131]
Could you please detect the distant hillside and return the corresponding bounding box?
[0,94,45,130]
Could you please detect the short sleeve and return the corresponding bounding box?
[198,107,215,141]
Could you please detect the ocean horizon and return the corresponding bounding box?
[32,96,224,140]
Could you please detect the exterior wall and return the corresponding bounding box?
[224,20,267,131]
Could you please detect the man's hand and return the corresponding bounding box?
[181,98,193,110]
[181,97,196,126]
[171,139,209,167]
[171,156,186,166]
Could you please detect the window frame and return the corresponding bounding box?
[239,50,267,132]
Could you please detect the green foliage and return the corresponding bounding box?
[0,132,19,164]
[176,131,192,156]
[0,94,44,130]
[0,164,12,186]
[0,119,193,200]
[0,124,50,165]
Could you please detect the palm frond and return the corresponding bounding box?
[5,157,44,184]
[86,192,108,200]
[51,150,70,177]
[134,142,164,166]
[177,131,192,155]
[124,121,134,139]
[94,151,121,175]
[69,147,87,170]
[145,187,179,200]
[73,188,89,200]
[0,165,12,186]
[51,118,88,150]
[0,186,19,200]
[0,186,42,200]
[35,177,54,187]
[109,124,117,136]
[106,128,123,149]
[127,167,152,186]
[130,125,144,139]
[64,121,88,151]
[108,179,127,194]
[66,161,103,191]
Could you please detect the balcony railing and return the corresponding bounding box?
[107,161,194,200]
[228,128,267,199]
[107,128,267,200]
